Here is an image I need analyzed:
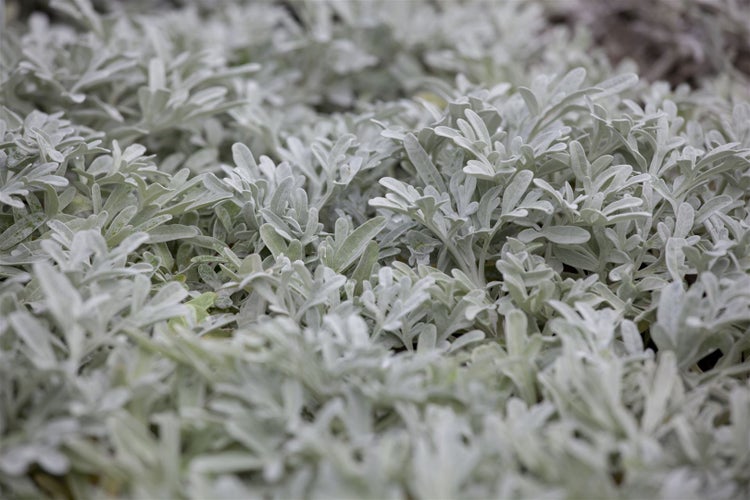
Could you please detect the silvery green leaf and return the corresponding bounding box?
[0,213,47,251]
[146,224,200,244]
[190,452,265,474]
[8,312,58,369]
[34,261,82,325]
[619,320,645,355]
[519,87,540,115]
[331,216,386,273]
[464,109,491,147]
[694,194,733,224]
[568,140,589,183]
[642,352,679,433]
[673,202,694,239]
[552,67,587,96]
[417,325,437,352]
[259,223,288,258]
[592,73,638,98]
[403,133,446,192]
[501,170,534,215]
[519,225,591,245]
[350,240,379,289]
[665,238,688,282]
[447,329,484,353]
[231,142,259,177]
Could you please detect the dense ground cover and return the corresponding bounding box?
[2,0,750,498]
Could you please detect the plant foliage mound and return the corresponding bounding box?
[2,1,750,498]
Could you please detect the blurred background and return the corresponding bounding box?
[544,0,750,86]
[4,0,750,88]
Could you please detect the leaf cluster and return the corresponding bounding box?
[2,1,750,498]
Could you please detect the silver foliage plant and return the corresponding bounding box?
[1,0,750,498]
